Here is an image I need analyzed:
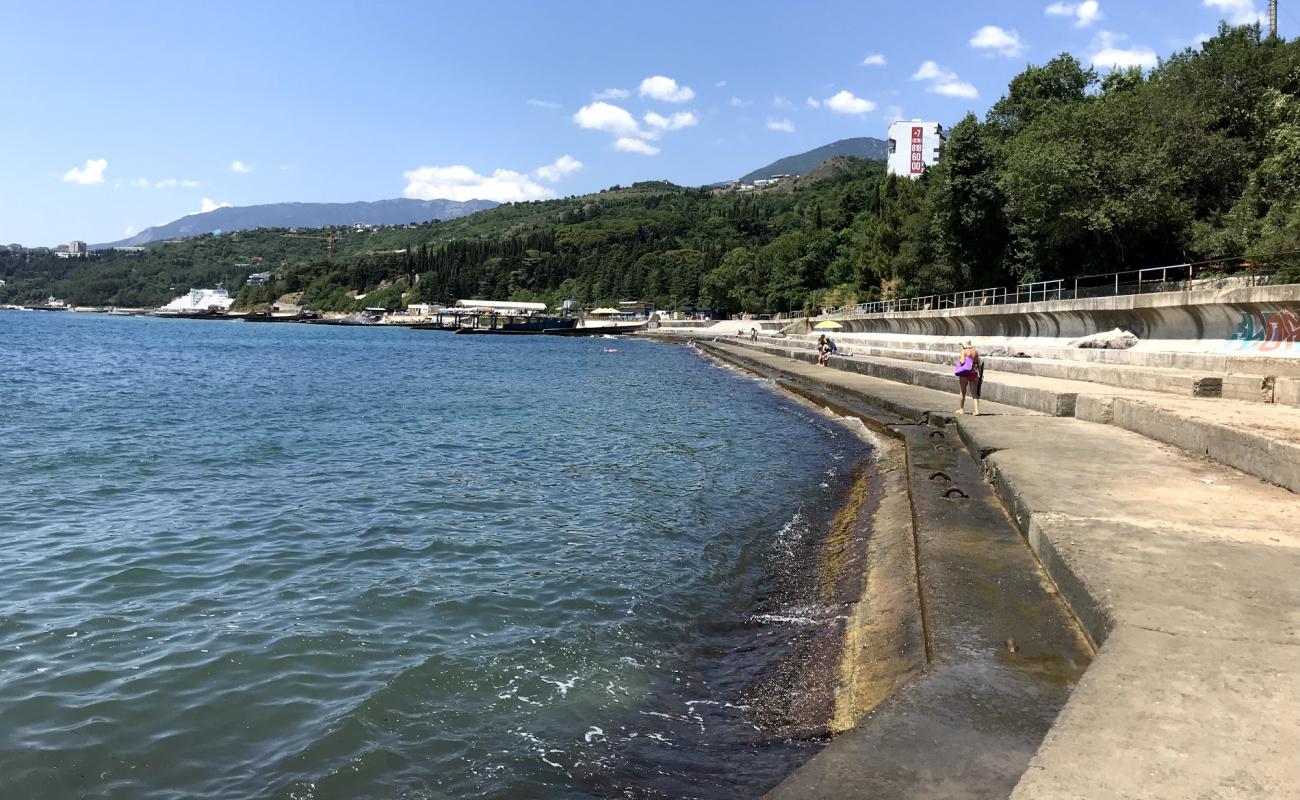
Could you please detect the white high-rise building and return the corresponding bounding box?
[886,120,945,178]
[68,240,88,255]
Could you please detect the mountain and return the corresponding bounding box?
[734,137,889,183]
[96,198,499,248]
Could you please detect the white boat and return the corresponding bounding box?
[157,287,235,315]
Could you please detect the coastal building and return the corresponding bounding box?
[246,271,272,286]
[886,120,946,178]
[454,299,548,314]
[6,243,22,253]
[618,300,650,318]
[113,246,146,254]
[68,240,87,255]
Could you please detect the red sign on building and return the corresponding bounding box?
[909,126,925,174]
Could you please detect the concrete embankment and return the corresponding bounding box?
[695,341,1094,798]
[685,338,1300,799]
[792,283,1300,353]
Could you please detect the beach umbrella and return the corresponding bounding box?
[813,320,843,329]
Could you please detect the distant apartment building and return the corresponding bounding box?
[886,120,946,178]
[68,240,87,255]
[245,271,272,286]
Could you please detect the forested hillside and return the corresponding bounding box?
[3,25,1297,315]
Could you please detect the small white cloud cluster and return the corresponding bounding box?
[861,53,887,66]
[534,154,583,182]
[574,76,698,156]
[63,158,107,185]
[526,98,562,110]
[1089,31,1158,70]
[766,118,795,133]
[969,25,1026,57]
[823,90,876,114]
[639,75,694,103]
[199,198,231,213]
[912,61,979,98]
[402,155,584,203]
[230,160,251,174]
[1046,1,1102,27]
[1202,0,1265,25]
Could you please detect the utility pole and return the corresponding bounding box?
[1271,0,1279,39]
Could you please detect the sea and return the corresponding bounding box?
[0,310,873,799]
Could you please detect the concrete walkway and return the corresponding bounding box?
[696,340,1300,800]
[712,335,1300,495]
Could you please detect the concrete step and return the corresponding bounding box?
[697,338,1300,799]
[762,335,1278,402]
[720,338,1300,494]
[737,338,1102,416]
[769,330,1300,379]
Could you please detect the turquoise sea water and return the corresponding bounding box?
[0,311,871,799]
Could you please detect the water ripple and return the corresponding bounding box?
[0,311,868,799]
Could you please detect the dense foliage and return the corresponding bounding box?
[4,25,1297,314]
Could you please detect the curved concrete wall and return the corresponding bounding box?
[798,284,1300,355]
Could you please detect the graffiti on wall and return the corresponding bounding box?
[1223,308,1300,351]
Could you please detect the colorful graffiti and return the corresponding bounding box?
[1224,308,1300,351]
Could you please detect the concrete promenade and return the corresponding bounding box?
[689,338,1300,799]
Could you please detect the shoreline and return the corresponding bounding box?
[685,337,1095,798]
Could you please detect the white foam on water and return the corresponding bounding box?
[584,726,605,743]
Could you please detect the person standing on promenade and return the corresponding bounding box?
[955,340,983,415]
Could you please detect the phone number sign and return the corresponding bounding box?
[910,126,925,174]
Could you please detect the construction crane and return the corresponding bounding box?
[282,231,343,259]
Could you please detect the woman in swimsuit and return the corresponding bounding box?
[956,340,982,416]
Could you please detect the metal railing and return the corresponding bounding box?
[772,252,1300,321]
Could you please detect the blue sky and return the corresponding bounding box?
[1,0,1281,245]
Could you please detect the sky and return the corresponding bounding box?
[0,0,1286,245]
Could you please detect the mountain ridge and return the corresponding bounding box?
[96,198,499,249]
[733,137,889,184]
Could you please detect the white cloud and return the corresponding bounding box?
[123,225,137,237]
[805,96,821,109]
[62,158,107,185]
[970,25,1026,57]
[639,75,695,103]
[402,164,554,202]
[574,101,642,137]
[534,154,583,182]
[279,164,296,171]
[133,178,150,189]
[613,137,660,155]
[153,178,201,189]
[526,98,562,110]
[861,53,887,66]
[1045,1,1102,27]
[772,95,792,109]
[766,118,796,133]
[199,197,231,213]
[912,60,979,98]
[644,110,698,130]
[824,90,877,114]
[1089,30,1159,69]
[883,104,904,122]
[715,79,728,87]
[728,96,751,107]
[1202,0,1265,25]
[230,160,251,174]
[593,87,630,100]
